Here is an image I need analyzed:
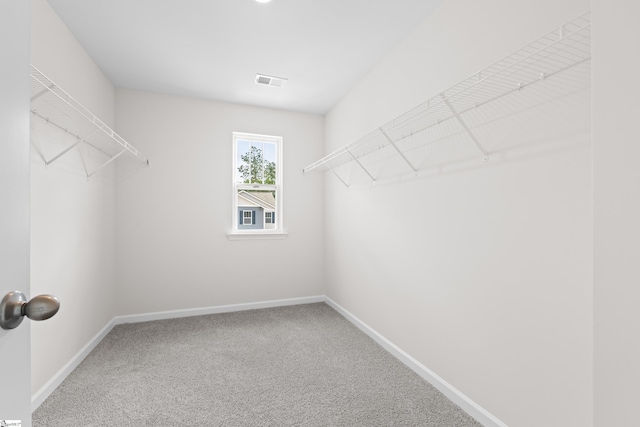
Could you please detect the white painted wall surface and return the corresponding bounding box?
[30,0,117,396]
[592,0,640,425]
[324,0,592,426]
[115,90,324,315]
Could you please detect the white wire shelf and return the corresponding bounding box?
[30,65,149,181]
[303,11,591,186]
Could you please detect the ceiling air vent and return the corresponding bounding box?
[255,74,288,88]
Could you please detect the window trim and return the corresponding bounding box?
[229,132,286,239]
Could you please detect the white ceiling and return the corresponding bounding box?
[48,0,443,115]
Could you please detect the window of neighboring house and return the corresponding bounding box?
[242,210,253,225]
[232,132,282,234]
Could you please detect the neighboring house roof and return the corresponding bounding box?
[237,190,275,210]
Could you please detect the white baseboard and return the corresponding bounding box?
[31,317,118,412]
[324,297,507,427]
[31,295,325,411]
[113,295,325,325]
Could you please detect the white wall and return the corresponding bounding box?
[114,90,324,315]
[324,1,592,426]
[30,0,117,396]
[592,0,640,425]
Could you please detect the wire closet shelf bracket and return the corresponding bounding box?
[30,65,149,181]
[302,12,591,187]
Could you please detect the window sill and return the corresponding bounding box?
[227,231,288,241]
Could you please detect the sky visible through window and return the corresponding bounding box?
[236,139,277,184]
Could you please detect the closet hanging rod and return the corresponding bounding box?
[302,11,591,176]
[31,110,112,159]
[30,65,149,171]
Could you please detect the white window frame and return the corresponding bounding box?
[229,132,285,239]
[265,211,273,224]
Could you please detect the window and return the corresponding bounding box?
[242,210,253,225]
[232,132,282,235]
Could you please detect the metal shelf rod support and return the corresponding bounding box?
[329,166,350,188]
[86,148,128,179]
[43,127,102,167]
[31,84,55,103]
[31,116,106,166]
[348,150,376,184]
[440,94,488,160]
[44,139,82,166]
[381,128,417,174]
